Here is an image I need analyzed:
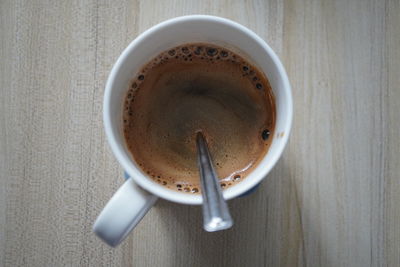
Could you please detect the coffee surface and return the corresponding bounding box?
[123,43,275,193]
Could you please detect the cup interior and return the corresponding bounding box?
[104,15,292,205]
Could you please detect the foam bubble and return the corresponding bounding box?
[206,47,217,56]
[181,47,190,54]
[262,129,270,140]
[194,46,203,55]
[191,188,199,193]
[220,50,228,57]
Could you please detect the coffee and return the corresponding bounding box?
[123,43,275,193]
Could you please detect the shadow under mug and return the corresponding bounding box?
[93,15,293,247]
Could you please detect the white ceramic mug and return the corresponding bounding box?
[93,15,293,247]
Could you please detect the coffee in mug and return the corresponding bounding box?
[122,43,276,193]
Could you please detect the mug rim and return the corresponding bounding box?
[103,15,293,205]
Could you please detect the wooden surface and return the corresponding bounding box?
[1,0,399,266]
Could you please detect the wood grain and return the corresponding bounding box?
[1,0,399,266]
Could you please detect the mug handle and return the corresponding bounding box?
[93,178,158,247]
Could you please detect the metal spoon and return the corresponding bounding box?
[196,132,233,232]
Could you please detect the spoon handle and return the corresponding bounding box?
[196,132,233,232]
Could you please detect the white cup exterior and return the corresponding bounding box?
[104,15,292,205]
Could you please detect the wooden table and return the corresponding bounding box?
[1,0,399,266]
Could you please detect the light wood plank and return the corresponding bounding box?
[0,0,399,266]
